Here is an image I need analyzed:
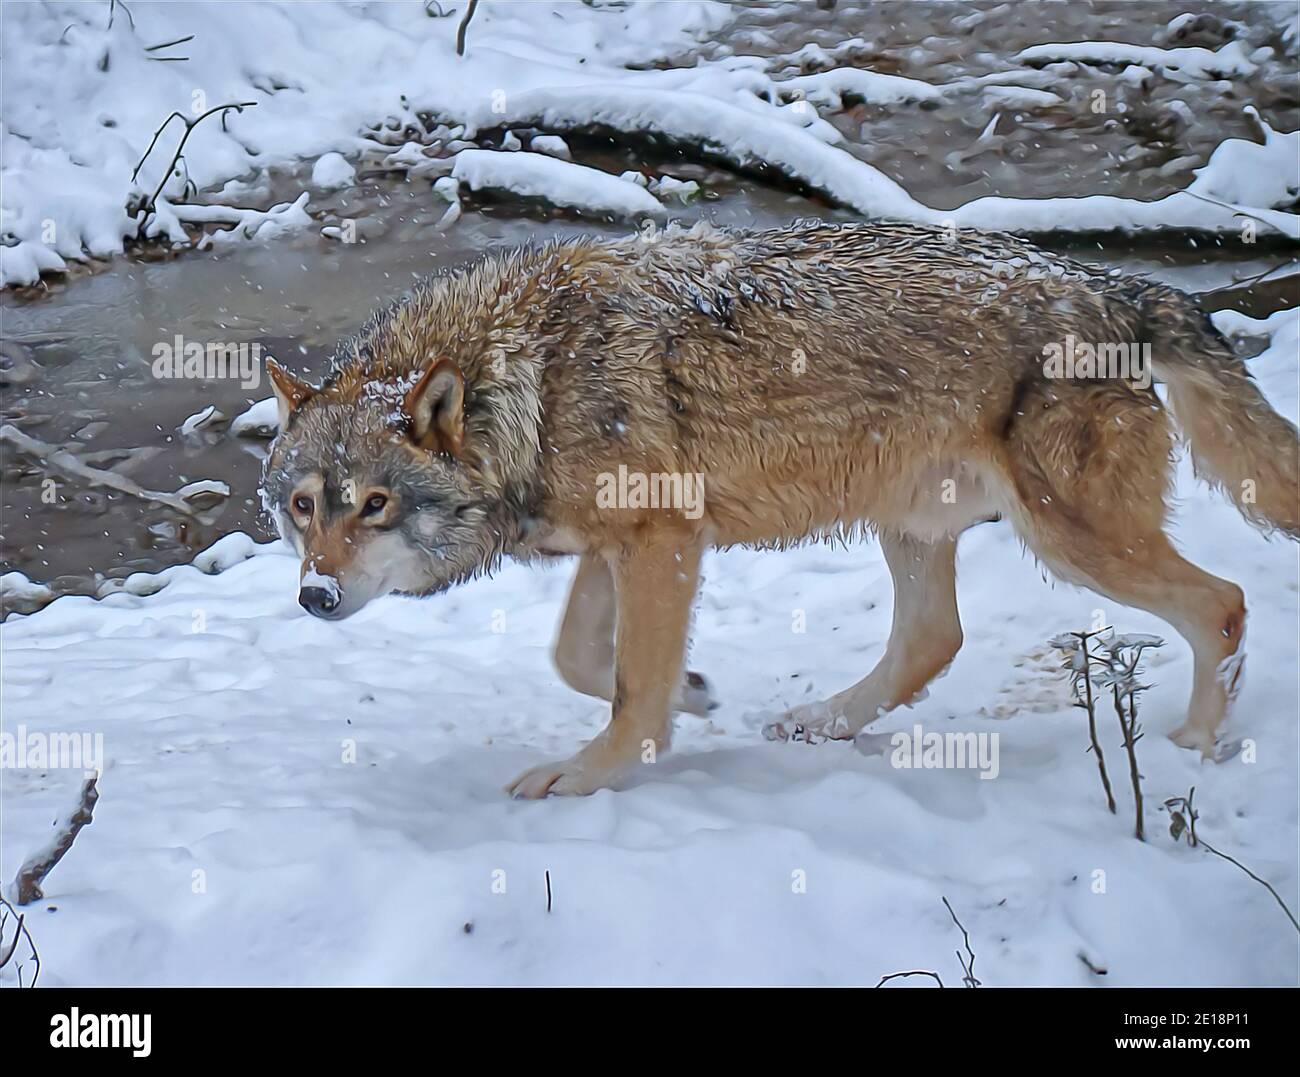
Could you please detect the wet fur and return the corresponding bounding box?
[262,220,1299,795]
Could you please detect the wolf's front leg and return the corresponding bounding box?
[508,532,703,798]
[553,552,716,716]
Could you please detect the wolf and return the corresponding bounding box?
[261,220,1298,797]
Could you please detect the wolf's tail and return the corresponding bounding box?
[1143,289,1299,539]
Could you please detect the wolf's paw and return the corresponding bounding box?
[675,670,718,718]
[1169,723,1218,761]
[762,702,858,744]
[506,750,624,799]
[506,760,580,799]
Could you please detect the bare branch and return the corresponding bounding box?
[130,101,258,237]
[130,111,187,185]
[1196,258,1297,297]
[456,0,480,56]
[14,775,99,906]
[876,897,979,987]
[0,894,42,987]
[1053,628,1157,837]
[145,34,195,52]
[108,0,135,31]
[0,910,26,967]
[1078,951,1108,976]
[876,970,944,987]
[1113,684,1145,841]
[1053,628,1116,813]
[1165,788,1300,935]
[1,424,229,518]
[1182,189,1291,233]
[943,896,980,987]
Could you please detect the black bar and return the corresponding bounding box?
[3,985,1294,1062]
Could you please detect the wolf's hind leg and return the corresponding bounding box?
[764,531,963,742]
[996,395,1246,761]
[553,553,715,716]
[1018,519,1244,759]
[511,532,704,797]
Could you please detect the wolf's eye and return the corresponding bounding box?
[293,495,313,515]
[361,493,388,517]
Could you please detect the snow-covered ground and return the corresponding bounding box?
[2,310,1296,986]
[4,0,1299,285]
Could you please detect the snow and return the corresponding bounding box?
[179,405,224,436]
[0,572,53,616]
[650,175,702,204]
[5,1,1297,286]
[1212,305,1300,343]
[528,134,572,160]
[451,150,664,218]
[229,397,279,439]
[779,66,1064,111]
[310,152,357,191]
[3,312,1296,986]
[461,83,932,221]
[978,85,1063,110]
[1,0,727,285]
[944,112,1299,238]
[780,67,947,108]
[1014,39,1262,78]
[1186,108,1300,209]
[184,192,315,250]
[173,479,231,503]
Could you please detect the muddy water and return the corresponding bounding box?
[715,0,1299,207]
[2,0,1297,599]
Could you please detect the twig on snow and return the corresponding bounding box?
[108,0,135,31]
[1164,788,1300,935]
[456,0,480,56]
[1112,683,1145,841]
[943,896,980,988]
[13,776,100,906]
[1050,629,1116,814]
[0,894,42,987]
[875,897,980,987]
[876,969,945,987]
[1098,635,1160,841]
[1051,629,1159,837]
[145,34,194,52]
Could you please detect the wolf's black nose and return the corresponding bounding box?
[299,586,340,617]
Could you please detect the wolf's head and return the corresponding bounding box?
[260,356,503,619]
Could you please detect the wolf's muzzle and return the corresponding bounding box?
[299,585,342,619]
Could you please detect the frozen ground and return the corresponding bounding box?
[2,310,1296,987]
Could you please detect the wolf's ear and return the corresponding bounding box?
[404,356,465,456]
[266,358,316,430]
